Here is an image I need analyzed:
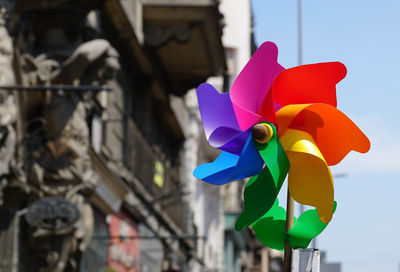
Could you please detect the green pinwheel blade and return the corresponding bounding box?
[287,201,337,249]
[251,201,337,251]
[235,166,278,231]
[234,123,290,231]
[254,122,290,192]
[251,199,296,251]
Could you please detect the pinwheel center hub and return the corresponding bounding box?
[252,123,273,144]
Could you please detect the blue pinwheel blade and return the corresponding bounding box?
[193,135,264,185]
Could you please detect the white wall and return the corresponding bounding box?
[220,0,252,77]
[185,1,253,271]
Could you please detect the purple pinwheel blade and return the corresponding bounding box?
[193,135,264,185]
[197,83,248,154]
[214,129,251,155]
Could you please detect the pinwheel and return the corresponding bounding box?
[193,41,370,251]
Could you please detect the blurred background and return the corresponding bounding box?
[0,0,395,272]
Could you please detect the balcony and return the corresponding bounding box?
[104,0,226,96]
[143,0,226,95]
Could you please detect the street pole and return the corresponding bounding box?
[283,190,295,272]
[298,0,305,216]
[298,0,303,66]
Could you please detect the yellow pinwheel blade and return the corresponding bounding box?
[280,129,334,223]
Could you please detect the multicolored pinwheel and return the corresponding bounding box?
[193,41,370,250]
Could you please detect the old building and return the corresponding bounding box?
[0,0,284,271]
[0,0,226,271]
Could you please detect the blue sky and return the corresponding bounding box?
[252,1,400,271]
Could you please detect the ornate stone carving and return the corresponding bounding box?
[0,0,18,205]
[25,197,80,232]
[25,193,94,272]
[52,39,120,85]
[22,54,60,85]
[144,26,191,47]
[16,7,120,271]
[22,39,120,86]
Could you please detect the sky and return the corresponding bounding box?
[251,1,400,271]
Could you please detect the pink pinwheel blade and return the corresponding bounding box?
[230,42,285,131]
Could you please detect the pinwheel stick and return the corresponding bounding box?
[252,123,295,270]
[283,189,295,272]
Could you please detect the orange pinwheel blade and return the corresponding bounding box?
[272,62,347,107]
[280,129,334,223]
[276,104,370,166]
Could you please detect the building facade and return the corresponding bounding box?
[0,0,283,271]
[0,0,225,271]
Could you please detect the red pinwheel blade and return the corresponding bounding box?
[272,62,347,107]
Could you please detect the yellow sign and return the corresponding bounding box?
[154,161,164,188]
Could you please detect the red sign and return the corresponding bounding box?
[108,212,140,272]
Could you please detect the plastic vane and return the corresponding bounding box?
[193,41,370,250]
